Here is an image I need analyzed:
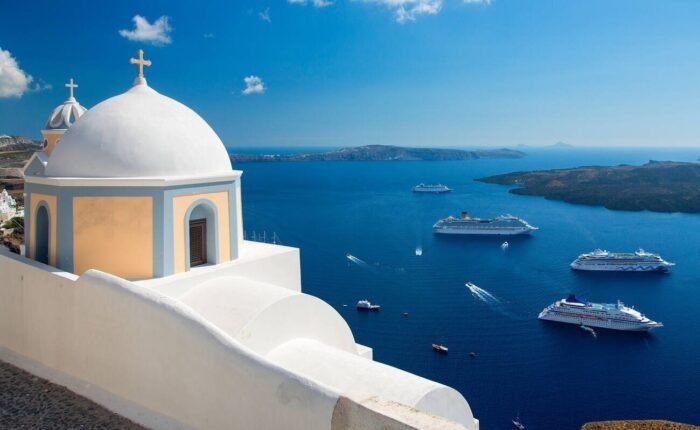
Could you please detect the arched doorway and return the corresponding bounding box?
[186,201,217,269]
[34,205,50,264]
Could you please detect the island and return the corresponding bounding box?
[582,420,698,430]
[230,144,525,162]
[516,141,574,150]
[477,161,700,213]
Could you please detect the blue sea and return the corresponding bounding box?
[236,147,700,429]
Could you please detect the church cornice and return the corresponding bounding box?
[24,170,242,188]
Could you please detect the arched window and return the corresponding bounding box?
[185,200,218,269]
[34,204,50,264]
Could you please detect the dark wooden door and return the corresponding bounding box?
[189,219,207,267]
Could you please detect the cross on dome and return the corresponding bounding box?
[65,78,78,99]
[130,49,152,79]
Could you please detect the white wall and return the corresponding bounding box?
[140,241,302,294]
[0,249,337,429]
[0,248,477,430]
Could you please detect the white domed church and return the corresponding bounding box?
[1,51,478,430]
[25,51,239,278]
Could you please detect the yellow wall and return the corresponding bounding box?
[173,191,231,273]
[28,193,57,266]
[41,130,64,156]
[73,197,153,279]
[235,181,243,257]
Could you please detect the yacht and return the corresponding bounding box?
[433,212,537,236]
[412,183,451,193]
[538,294,663,332]
[357,300,381,311]
[512,411,525,429]
[580,325,597,338]
[571,249,674,272]
[432,343,449,353]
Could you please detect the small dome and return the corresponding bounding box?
[44,97,87,130]
[44,81,232,178]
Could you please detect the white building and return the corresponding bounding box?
[0,189,19,222]
[0,51,478,430]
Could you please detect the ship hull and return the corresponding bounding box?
[538,312,661,332]
[414,189,451,193]
[571,262,671,272]
[433,227,535,236]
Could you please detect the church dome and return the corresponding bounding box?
[44,97,87,131]
[44,81,232,178]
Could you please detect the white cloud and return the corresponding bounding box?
[356,0,490,23]
[0,48,49,98]
[32,80,52,92]
[287,0,334,8]
[119,15,172,46]
[242,76,265,95]
[259,8,271,22]
[357,0,441,23]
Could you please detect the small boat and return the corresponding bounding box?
[580,324,597,338]
[357,300,381,311]
[469,351,477,358]
[501,241,509,250]
[512,418,525,430]
[432,344,449,353]
[465,282,478,290]
[403,312,409,317]
[415,246,423,256]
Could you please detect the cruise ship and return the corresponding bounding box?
[412,183,451,193]
[571,249,674,272]
[538,294,663,332]
[433,212,537,235]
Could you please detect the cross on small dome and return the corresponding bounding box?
[130,49,152,80]
[65,78,78,99]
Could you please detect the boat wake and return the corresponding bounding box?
[465,282,518,319]
[346,253,370,267]
[346,253,406,275]
[466,282,500,303]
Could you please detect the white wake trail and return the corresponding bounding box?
[466,283,500,304]
[346,254,370,267]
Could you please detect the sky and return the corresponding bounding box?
[1,0,700,148]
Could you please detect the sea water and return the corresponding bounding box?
[237,147,700,429]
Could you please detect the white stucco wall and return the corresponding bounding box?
[139,241,302,294]
[0,248,477,430]
[176,276,358,356]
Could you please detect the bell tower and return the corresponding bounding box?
[41,78,87,156]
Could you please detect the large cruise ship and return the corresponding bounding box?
[433,212,537,235]
[538,294,663,332]
[571,249,674,272]
[412,183,451,193]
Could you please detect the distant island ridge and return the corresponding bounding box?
[516,141,575,149]
[229,144,526,162]
[477,160,700,213]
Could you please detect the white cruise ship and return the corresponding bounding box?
[412,183,451,193]
[571,249,674,272]
[433,212,537,235]
[538,294,663,332]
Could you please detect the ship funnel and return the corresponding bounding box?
[461,211,469,220]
